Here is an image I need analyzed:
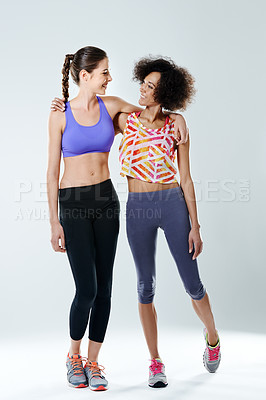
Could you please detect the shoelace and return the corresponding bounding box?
[207,344,220,361]
[150,359,163,375]
[84,359,106,378]
[68,356,84,375]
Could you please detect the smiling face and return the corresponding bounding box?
[80,57,112,95]
[139,71,161,107]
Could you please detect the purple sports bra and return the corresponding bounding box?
[61,96,115,158]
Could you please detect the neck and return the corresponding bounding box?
[140,105,164,123]
[74,88,98,110]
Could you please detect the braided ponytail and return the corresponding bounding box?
[62,54,74,103]
[61,47,107,103]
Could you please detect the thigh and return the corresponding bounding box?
[161,192,202,289]
[161,193,191,254]
[60,215,97,291]
[92,204,120,295]
[126,200,158,283]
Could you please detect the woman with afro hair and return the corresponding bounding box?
[116,56,221,388]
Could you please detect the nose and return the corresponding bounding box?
[140,82,146,93]
[108,73,112,82]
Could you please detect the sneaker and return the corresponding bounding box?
[148,358,168,388]
[84,360,108,391]
[203,328,221,373]
[66,353,88,388]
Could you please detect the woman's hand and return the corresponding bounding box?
[188,226,203,260]
[51,97,65,112]
[50,222,66,253]
[170,113,189,145]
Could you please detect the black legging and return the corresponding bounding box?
[59,179,120,342]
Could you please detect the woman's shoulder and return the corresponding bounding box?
[49,109,66,123]
[48,109,66,136]
[98,95,121,106]
[97,96,121,119]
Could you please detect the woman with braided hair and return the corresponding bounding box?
[47,46,188,391]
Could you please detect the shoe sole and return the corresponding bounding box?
[149,382,168,388]
[89,384,108,391]
[68,382,88,388]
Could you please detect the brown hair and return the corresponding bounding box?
[61,46,107,102]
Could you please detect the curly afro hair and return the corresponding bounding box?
[133,56,196,111]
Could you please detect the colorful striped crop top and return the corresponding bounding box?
[119,112,178,184]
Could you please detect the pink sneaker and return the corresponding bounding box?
[148,358,168,388]
[203,328,221,373]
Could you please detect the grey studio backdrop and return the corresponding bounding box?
[0,0,265,341]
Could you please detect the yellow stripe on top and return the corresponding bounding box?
[119,113,178,184]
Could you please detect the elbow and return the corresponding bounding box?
[180,176,194,194]
[46,170,59,184]
[180,174,192,187]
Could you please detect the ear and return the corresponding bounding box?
[79,69,90,82]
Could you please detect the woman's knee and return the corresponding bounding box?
[185,281,206,301]
[74,289,97,311]
[93,293,111,306]
[137,279,156,304]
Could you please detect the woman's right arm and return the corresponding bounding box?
[50,97,189,144]
[50,96,142,117]
[46,111,66,253]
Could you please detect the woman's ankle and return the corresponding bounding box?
[69,349,81,357]
[207,329,219,347]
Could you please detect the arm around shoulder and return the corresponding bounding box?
[102,96,142,119]
[169,113,189,145]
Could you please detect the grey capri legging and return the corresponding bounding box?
[126,186,206,304]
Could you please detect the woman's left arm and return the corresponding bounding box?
[177,135,203,260]
[105,97,189,145]
[168,113,189,145]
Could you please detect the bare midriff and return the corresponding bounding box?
[127,176,179,192]
[60,152,110,189]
